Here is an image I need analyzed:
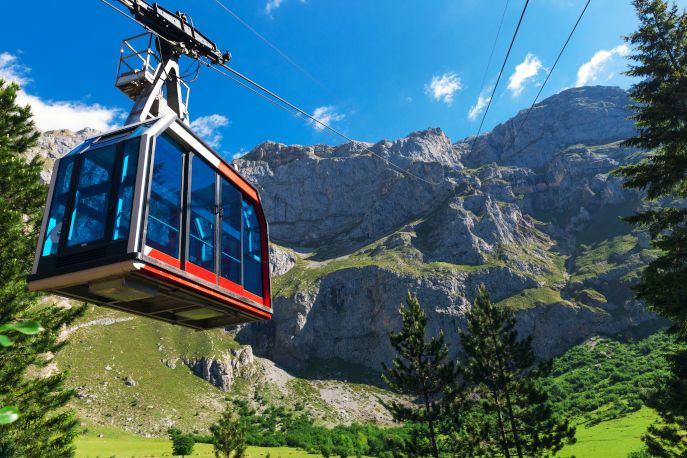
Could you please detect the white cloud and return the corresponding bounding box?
[190,114,230,148]
[0,52,29,85]
[311,106,344,130]
[468,93,491,121]
[265,0,284,15]
[0,52,121,132]
[507,53,545,97]
[576,44,630,87]
[425,73,463,105]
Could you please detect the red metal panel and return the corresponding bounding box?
[256,206,271,309]
[218,277,264,305]
[185,261,217,284]
[147,247,181,269]
[140,264,272,320]
[218,163,260,202]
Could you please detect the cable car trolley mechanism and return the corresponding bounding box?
[27,0,272,329]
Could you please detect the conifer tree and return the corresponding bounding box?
[381,292,459,458]
[210,405,248,458]
[171,432,195,457]
[459,285,574,457]
[0,79,85,457]
[613,1,687,454]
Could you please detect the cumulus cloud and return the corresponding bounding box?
[311,106,344,130]
[468,93,491,121]
[507,53,545,97]
[0,52,121,132]
[190,114,230,148]
[425,73,463,105]
[265,0,284,15]
[576,44,630,87]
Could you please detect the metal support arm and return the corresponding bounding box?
[113,0,231,122]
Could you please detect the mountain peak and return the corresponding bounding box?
[457,85,636,169]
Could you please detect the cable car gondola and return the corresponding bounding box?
[27,1,271,329]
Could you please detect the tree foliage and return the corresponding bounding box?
[615,0,687,340]
[381,292,459,457]
[613,1,687,454]
[0,79,85,457]
[191,399,408,457]
[459,284,575,457]
[170,428,195,457]
[210,405,247,458]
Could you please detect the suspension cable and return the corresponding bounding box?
[470,0,531,150]
[210,0,328,93]
[98,0,443,186]
[474,0,511,112]
[515,0,591,133]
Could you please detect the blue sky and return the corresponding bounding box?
[2,0,685,159]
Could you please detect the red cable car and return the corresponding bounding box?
[28,114,271,329]
[27,6,272,329]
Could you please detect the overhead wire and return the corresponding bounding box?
[208,62,443,185]
[474,0,511,110]
[467,0,593,163]
[209,0,329,93]
[515,0,591,133]
[98,0,441,186]
[470,0,531,149]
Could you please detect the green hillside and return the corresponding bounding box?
[57,303,397,438]
[63,328,673,456]
[56,304,240,435]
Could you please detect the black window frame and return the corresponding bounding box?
[186,153,219,273]
[144,133,185,260]
[47,138,140,257]
[219,176,244,286]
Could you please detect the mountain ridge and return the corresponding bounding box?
[232,85,663,373]
[29,84,664,388]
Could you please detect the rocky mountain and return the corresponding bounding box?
[233,85,664,373]
[31,85,664,403]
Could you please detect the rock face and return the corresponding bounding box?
[456,86,637,169]
[236,132,453,247]
[34,86,666,376]
[235,86,666,372]
[184,346,255,392]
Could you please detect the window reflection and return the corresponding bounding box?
[147,134,183,258]
[189,156,216,271]
[113,139,140,240]
[220,179,242,284]
[42,157,75,256]
[67,146,116,247]
[242,200,262,296]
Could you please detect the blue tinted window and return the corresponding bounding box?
[113,139,140,240]
[147,135,183,258]
[242,200,263,296]
[67,146,116,247]
[220,179,242,284]
[42,157,75,256]
[189,157,216,271]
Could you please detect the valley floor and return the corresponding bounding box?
[76,427,313,458]
[76,408,657,457]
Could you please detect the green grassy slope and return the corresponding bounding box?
[58,303,399,436]
[76,426,313,458]
[74,408,660,458]
[557,408,658,458]
[56,305,239,435]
